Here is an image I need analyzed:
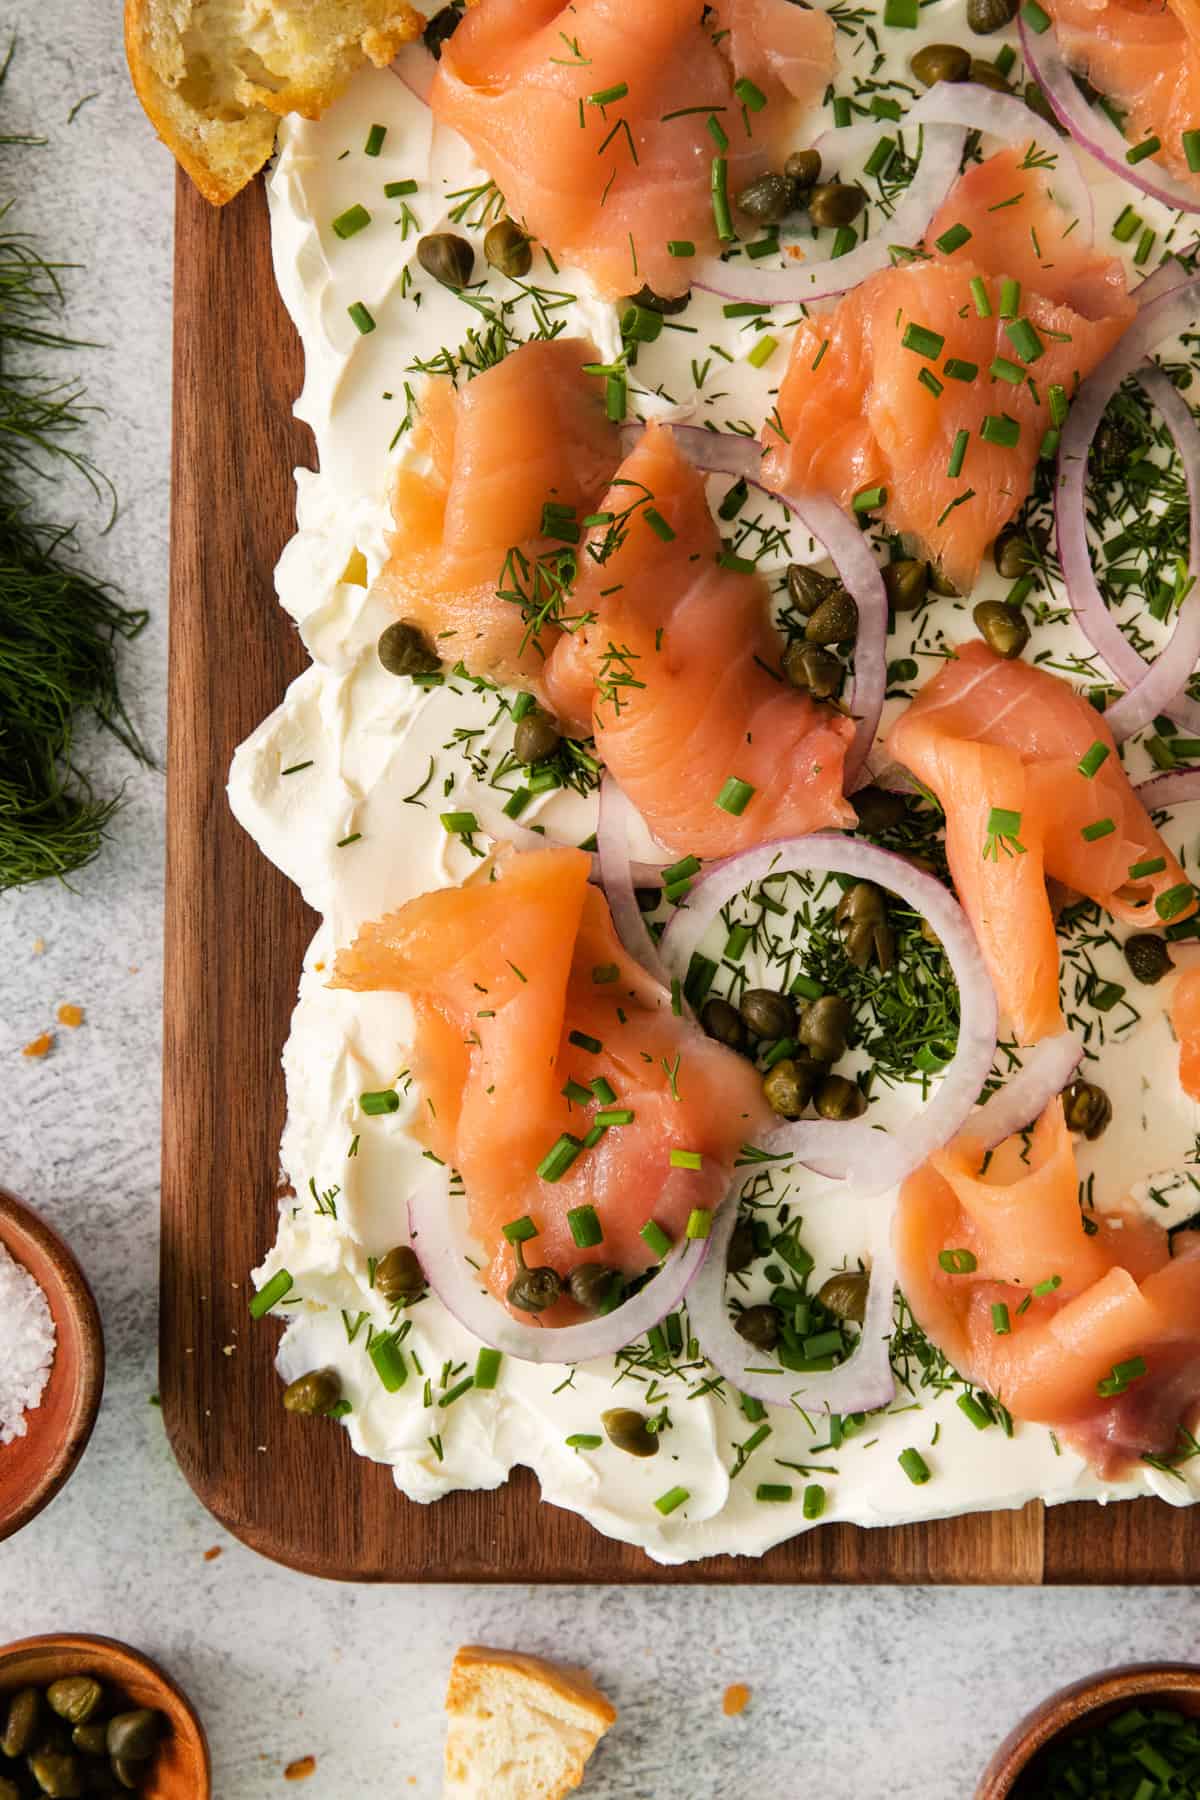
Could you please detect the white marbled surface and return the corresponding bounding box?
[0,7,1198,1798]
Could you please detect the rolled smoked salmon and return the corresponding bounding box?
[1047,0,1200,195]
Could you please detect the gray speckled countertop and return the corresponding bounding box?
[1,9,1197,1798]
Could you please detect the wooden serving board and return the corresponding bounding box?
[162,167,1200,1583]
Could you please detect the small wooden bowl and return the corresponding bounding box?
[977,1663,1200,1797]
[0,1188,104,1543]
[0,1635,211,1797]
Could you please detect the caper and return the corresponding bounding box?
[282,1368,342,1415]
[1063,1079,1112,1141]
[910,43,971,85]
[927,561,960,598]
[600,1406,659,1456]
[798,993,851,1063]
[782,641,844,700]
[483,217,532,279]
[513,709,561,766]
[423,3,462,56]
[1124,933,1172,985]
[625,283,691,316]
[3,1688,40,1758]
[786,563,837,617]
[784,149,821,190]
[852,785,907,834]
[111,1764,140,1794]
[374,1244,425,1303]
[808,182,866,230]
[1093,416,1140,475]
[417,231,475,289]
[739,987,795,1041]
[1024,80,1063,132]
[762,1056,817,1120]
[973,599,1030,660]
[701,996,748,1052]
[506,1263,563,1314]
[568,1263,620,1312]
[104,1717,158,1767]
[726,1218,757,1274]
[805,588,858,646]
[969,56,1014,91]
[27,1752,82,1798]
[71,1726,108,1757]
[47,1683,102,1729]
[378,619,440,678]
[815,1074,866,1120]
[883,557,929,613]
[836,881,895,972]
[818,1268,869,1324]
[992,527,1042,580]
[735,1304,779,1351]
[967,0,1018,30]
[636,886,661,914]
[736,172,797,224]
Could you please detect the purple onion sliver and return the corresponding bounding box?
[1135,767,1200,812]
[596,776,676,987]
[963,1032,1084,1152]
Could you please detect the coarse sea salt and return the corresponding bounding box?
[0,1239,56,1444]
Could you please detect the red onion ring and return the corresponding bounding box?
[1056,274,1200,740]
[1019,16,1200,216]
[961,1032,1083,1151]
[1135,767,1200,811]
[408,1173,710,1363]
[596,776,676,985]
[468,787,668,887]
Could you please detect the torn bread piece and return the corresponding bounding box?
[125,0,426,205]
[444,1644,617,1800]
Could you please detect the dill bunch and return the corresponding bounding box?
[0,44,149,891]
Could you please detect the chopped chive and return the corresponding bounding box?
[870,97,902,123]
[711,155,734,241]
[734,76,767,111]
[566,1433,603,1450]
[591,1075,618,1105]
[686,1208,713,1239]
[562,1078,593,1107]
[934,222,972,255]
[347,300,376,334]
[1092,979,1125,1012]
[756,1483,793,1503]
[1021,0,1051,27]
[440,810,478,834]
[831,225,857,259]
[1134,227,1157,267]
[439,1375,474,1408]
[708,113,730,151]
[670,1148,703,1171]
[1078,741,1110,779]
[1129,856,1166,879]
[1097,1354,1147,1396]
[1156,883,1195,921]
[281,760,313,775]
[994,42,1016,75]
[747,333,779,368]
[883,0,919,24]
[991,1302,1011,1335]
[944,358,979,382]
[1048,383,1069,426]
[791,972,824,1000]
[474,1348,502,1390]
[621,303,664,344]
[502,1215,538,1244]
[957,1393,993,1431]
[1126,135,1162,165]
[802,1483,826,1519]
[538,1134,583,1182]
[718,479,749,520]
[1112,203,1143,244]
[503,788,532,819]
[998,278,1021,320]
[569,1030,602,1053]
[898,1448,931,1485]
[937,1247,978,1274]
[852,485,887,513]
[364,123,387,156]
[588,81,629,105]
[643,506,676,541]
[654,1485,690,1515]
[1032,1275,1063,1296]
[716,776,755,815]
[1185,129,1200,173]
[903,322,946,360]
[360,1088,400,1115]
[947,428,970,479]
[384,178,418,197]
[981,413,1021,447]
[249,1269,293,1319]
[718,547,757,574]
[369,1331,408,1392]
[336,833,361,848]
[989,356,1024,386]
[1081,817,1115,842]
[863,135,897,178]
[668,238,696,257]
[832,95,852,128]
[567,1204,604,1248]
[595,1108,635,1127]
[582,1124,608,1149]
[1039,428,1060,461]
[970,276,993,318]
[1004,318,1045,362]
[641,1219,673,1258]
[918,368,944,399]
[606,373,627,421]
[332,203,372,239]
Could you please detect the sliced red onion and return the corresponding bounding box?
[1135,768,1200,812]
[408,1177,709,1363]
[904,79,1092,232]
[1057,276,1200,740]
[468,787,668,887]
[1020,17,1200,216]
[1134,251,1198,310]
[596,776,675,985]
[962,1032,1084,1151]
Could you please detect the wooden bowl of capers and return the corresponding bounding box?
[0,1636,210,1798]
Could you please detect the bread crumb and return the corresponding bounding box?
[203,1546,222,1562]
[31,937,44,955]
[128,964,140,974]
[313,960,326,972]
[284,1756,316,1781]
[56,1003,84,1028]
[22,1032,54,1059]
[723,1684,751,1717]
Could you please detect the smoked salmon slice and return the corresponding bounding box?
[896,1099,1200,1478]
[888,641,1195,1044]
[331,846,769,1317]
[543,422,856,857]
[430,0,834,301]
[1172,964,1200,1099]
[1046,0,1200,193]
[375,338,621,688]
[763,150,1135,592]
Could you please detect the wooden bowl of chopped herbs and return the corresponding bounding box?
[977,1663,1200,1797]
[0,1189,104,1543]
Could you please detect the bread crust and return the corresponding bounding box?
[444,1644,616,1798]
[446,1645,618,1731]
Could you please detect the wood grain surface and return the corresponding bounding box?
[161,166,1200,1583]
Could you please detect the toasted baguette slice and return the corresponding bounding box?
[444,1645,617,1799]
[125,0,426,205]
